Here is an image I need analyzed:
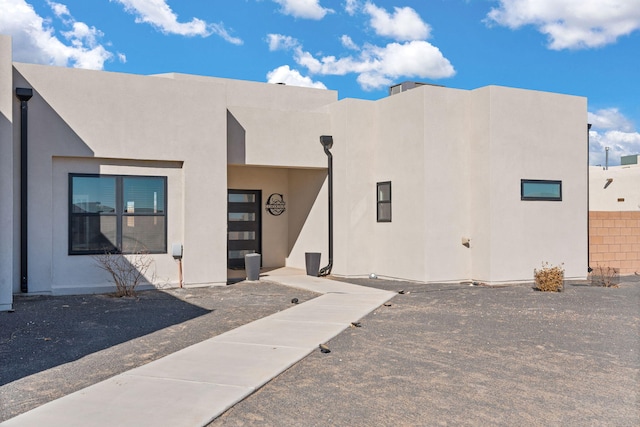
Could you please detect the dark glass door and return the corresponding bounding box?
[227,190,261,269]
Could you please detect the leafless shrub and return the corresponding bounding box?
[590,265,620,288]
[93,250,154,297]
[534,262,564,292]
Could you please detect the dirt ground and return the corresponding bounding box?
[1,277,639,426]
[210,278,640,427]
[0,281,318,422]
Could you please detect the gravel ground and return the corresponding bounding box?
[0,281,318,422]
[211,277,640,427]
[1,276,639,426]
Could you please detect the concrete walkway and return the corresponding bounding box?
[1,269,395,427]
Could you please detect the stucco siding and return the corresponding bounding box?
[588,164,640,275]
[227,106,331,168]
[468,87,493,281]
[157,73,338,112]
[0,32,590,303]
[421,85,471,282]
[326,98,377,276]
[228,165,296,269]
[0,36,14,309]
[50,158,184,294]
[370,88,427,281]
[589,165,640,211]
[13,62,229,292]
[286,168,328,269]
[486,86,588,282]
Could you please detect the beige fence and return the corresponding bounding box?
[589,211,640,275]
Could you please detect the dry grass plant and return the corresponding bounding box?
[93,249,154,297]
[534,262,565,292]
[590,265,620,288]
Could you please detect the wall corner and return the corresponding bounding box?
[0,34,15,310]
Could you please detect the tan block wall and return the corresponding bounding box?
[589,211,640,275]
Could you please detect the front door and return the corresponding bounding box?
[227,190,261,269]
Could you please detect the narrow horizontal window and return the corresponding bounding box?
[228,249,255,259]
[228,212,256,222]
[228,231,256,240]
[521,180,562,201]
[228,193,256,203]
[377,181,392,222]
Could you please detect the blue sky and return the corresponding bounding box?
[1,0,639,165]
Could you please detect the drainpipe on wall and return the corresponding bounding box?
[318,135,333,277]
[587,123,592,274]
[16,88,32,293]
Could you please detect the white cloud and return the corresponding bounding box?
[486,0,640,50]
[590,130,640,166]
[344,0,360,16]
[291,40,455,90]
[210,23,244,45]
[266,65,327,89]
[358,41,455,89]
[364,2,430,41]
[267,33,300,51]
[112,0,243,44]
[266,3,453,90]
[588,108,634,132]
[0,0,115,69]
[589,108,640,166]
[268,29,454,90]
[47,1,69,19]
[272,0,334,20]
[340,34,359,50]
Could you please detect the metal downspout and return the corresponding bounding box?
[318,136,333,277]
[587,123,592,274]
[16,88,32,293]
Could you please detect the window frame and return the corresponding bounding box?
[520,179,562,201]
[69,173,168,255]
[377,181,392,222]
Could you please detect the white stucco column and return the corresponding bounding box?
[0,35,15,310]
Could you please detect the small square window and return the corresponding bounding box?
[521,180,562,201]
[377,181,391,222]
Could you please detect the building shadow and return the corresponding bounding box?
[0,290,211,386]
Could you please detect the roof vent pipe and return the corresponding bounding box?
[318,135,333,277]
[16,88,33,293]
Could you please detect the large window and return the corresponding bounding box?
[377,181,392,222]
[69,174,167,254]
[521,179,562,201]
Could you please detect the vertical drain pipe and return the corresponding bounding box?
[318,135,333,277]
[16,88,33,293]
[587,123,592,274]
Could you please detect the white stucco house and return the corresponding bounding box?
[0,34,589,311]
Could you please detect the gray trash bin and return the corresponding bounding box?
[305,252,321,277]
[245,253,261,281]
